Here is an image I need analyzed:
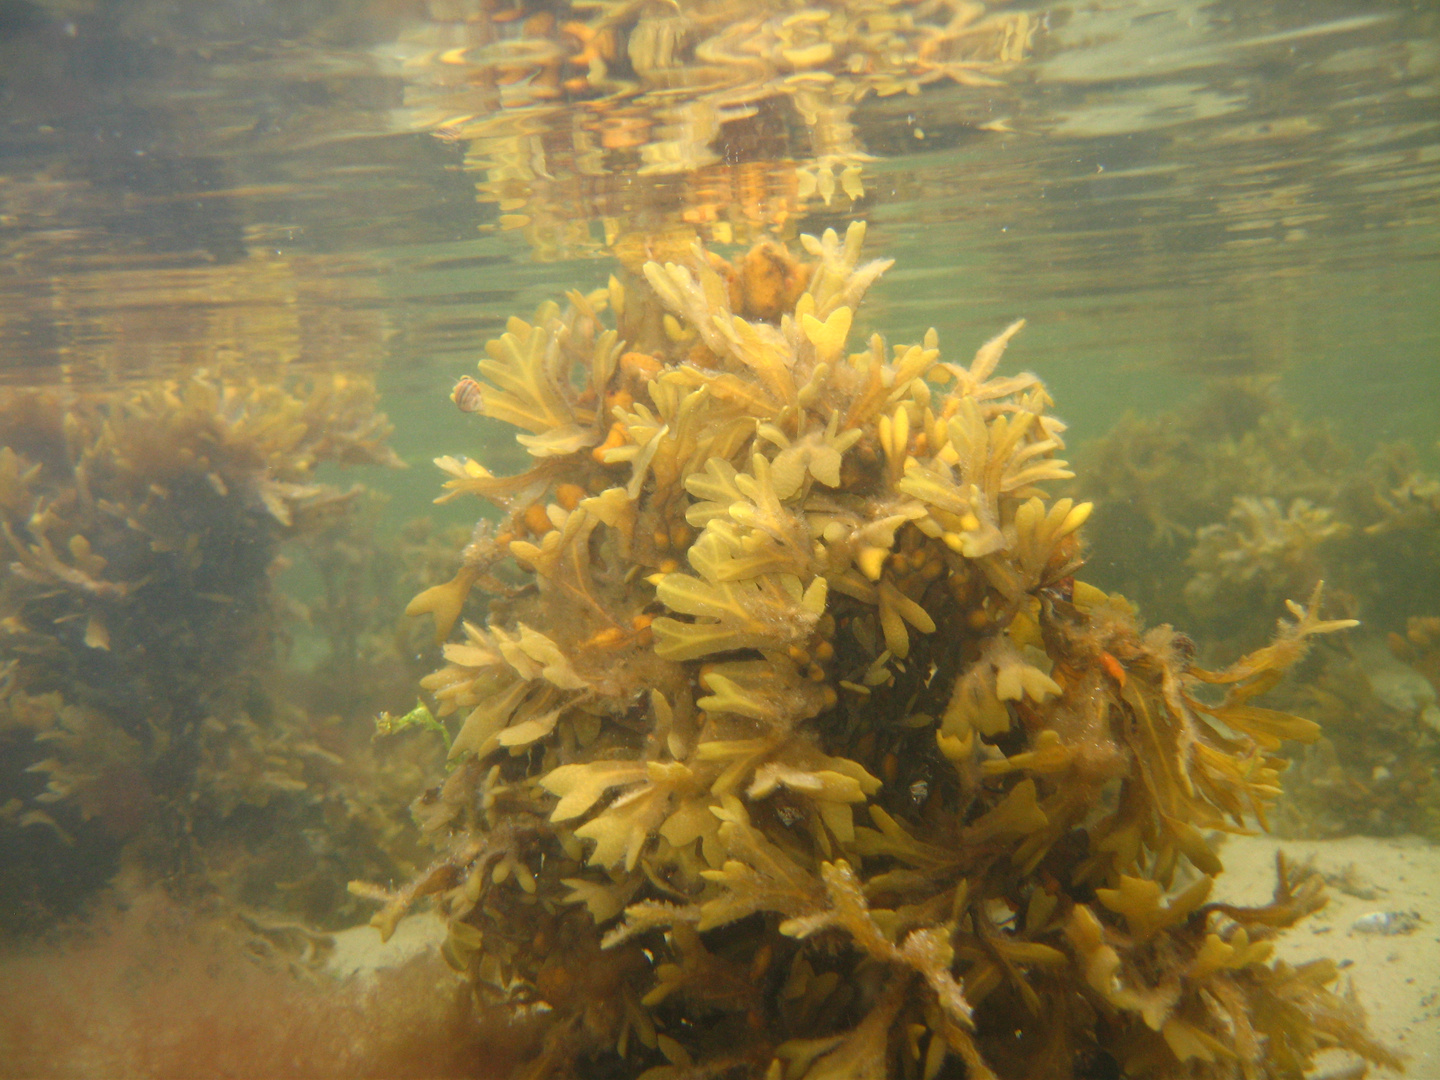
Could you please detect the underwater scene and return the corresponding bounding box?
[1,0,1437,1077]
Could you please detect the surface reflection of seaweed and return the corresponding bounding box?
[380,0,1035,259]
[359,226,1394,1078]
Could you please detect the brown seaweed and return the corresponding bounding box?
[0,369,422,930]
[1075,376,1440,840]
[362,226,1397,1078]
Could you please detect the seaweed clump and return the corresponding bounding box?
[1075,379,1440,839]
[0,370,418,930]
[365,226,1398,1078]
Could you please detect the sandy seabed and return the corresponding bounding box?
[1,835,1434,1079]
[1214,834,1440,1079]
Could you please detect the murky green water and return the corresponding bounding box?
[4,1,1434,435]
[1,0,1438,1075]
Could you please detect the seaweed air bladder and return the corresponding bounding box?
[358,223,1399,1079]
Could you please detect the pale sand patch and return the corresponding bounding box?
[1214,833,1440,1078]
[325,910,449,981]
